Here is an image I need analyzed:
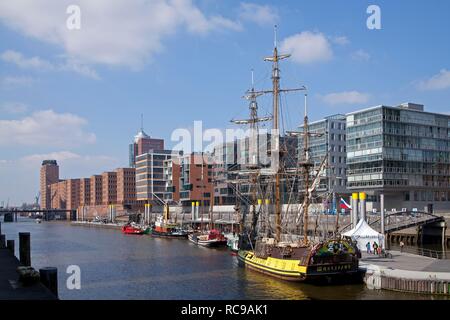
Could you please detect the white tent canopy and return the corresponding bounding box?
[342,219,385,251]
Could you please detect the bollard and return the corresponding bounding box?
[39,267,58,298]
[7,239,14,254]
[0,234,5,248]
[19,232,31,266]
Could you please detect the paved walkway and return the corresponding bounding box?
[0,248,57,300]
[360,251,450,280]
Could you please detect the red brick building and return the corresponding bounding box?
[40,160,59,209]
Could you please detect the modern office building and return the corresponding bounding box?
[135,150,179,203]
[178,153,214,208]
[129,127,165,168]
[346,103,450,213]
[163,158,181,203]
[298,114,348,197]
[211,141,239,205]
[40,160,59,209]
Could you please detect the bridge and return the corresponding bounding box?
[0,209,76,222]
[339,211,448,247]
[367,211,445,233]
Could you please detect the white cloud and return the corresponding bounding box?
[239,2,278,26]
[1,75,35,87]
[1,50,53,69]
[331,36,349,45]
[1,50,100,79]
[418,69,450,91]
[0,102,28,114]
[0,109,96,147]
[321,91,370,105]
[0,0,241,69]
[280,31,333,64]
[351,49,371,61]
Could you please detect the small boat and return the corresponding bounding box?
[121,223,145,235]
[188,229,228,247]
[150,216,188,238]
[224,233,239,252]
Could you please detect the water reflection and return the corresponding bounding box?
[1,219,446,300]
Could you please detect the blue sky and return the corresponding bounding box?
[1,0,449,205]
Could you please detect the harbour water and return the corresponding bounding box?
[1,218,446,300]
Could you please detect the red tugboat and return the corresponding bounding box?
[122,223,145,235]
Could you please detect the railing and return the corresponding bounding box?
[389,245,448,260]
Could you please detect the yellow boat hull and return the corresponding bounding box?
[238,250,308,282]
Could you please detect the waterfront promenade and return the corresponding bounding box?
[360,251,450,294]
[0,248,56,300]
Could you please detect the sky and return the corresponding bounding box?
[1,0,450,205]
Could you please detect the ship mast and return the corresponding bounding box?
[231,70,270,240]
[302,94,311,245]
[262,25,305,243]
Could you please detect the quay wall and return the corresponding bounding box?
[362,264,450,296]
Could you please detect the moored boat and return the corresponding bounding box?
[151,216,188,238]
[122,223,145,235]
[188,229,228,247]
[238,238,359,282]
[225,233,239,252]
[233,26,360,283]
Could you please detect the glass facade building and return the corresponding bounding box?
[298,114,348,195]
[135,150,179,203]
[346,103,450,213]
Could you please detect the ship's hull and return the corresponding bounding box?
[150,229,188,239]
[237,250,308,282]
[188,234,228,247]
[238,245,359,282]
[121,226,145,235]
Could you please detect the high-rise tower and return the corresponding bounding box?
[40,160,59,209]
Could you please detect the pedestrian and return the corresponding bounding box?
[400,241,405,253]
[373,242,378,255]
[377,245,382,256]
[366,242,371,254]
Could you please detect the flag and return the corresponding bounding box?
[340,198,351,210]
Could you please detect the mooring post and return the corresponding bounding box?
[0,234,5,248]
[7,239,15,254]
[39,267,58,298]
[19,232,31,266]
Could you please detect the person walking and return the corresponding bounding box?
[400,241,405,253]
[373,242,378,255]
[366,242,371,254]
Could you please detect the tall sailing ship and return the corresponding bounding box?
[234,27,359,281]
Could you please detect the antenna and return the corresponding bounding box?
[251,69,254,89]
[140,114,144,131]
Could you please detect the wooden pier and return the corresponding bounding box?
[0,223,58,300]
